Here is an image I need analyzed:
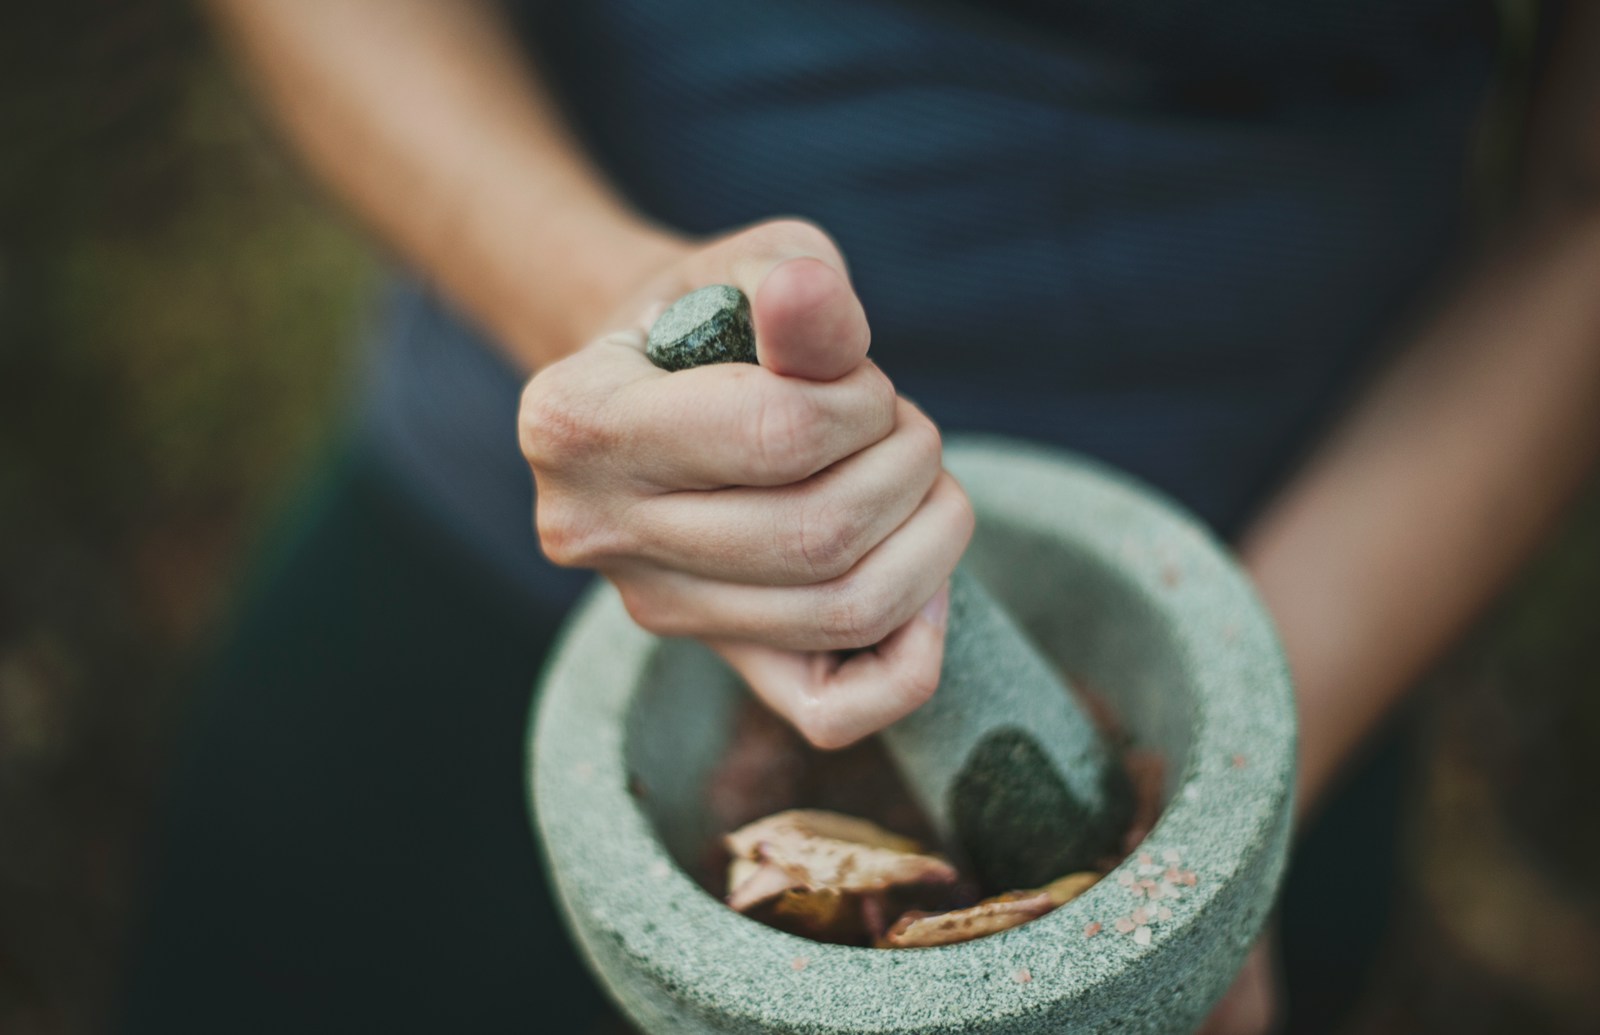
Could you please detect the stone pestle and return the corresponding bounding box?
[646,285,1130,888]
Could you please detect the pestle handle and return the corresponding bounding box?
[645,285,1129,888]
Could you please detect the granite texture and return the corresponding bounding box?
[645,284,757,370]
[885,566,1129,888]
[531,437,1297,1033]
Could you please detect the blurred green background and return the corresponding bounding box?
[1,3,1597,1034]
[1,4,371,1031]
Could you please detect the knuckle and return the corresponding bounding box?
[948,478,977,544]
[905,408,943,472]
[535,500,626,568]
[750,390,824,481]
[894,664,941,711]
[861,365,899,429]
[616,582,673,635]
[518,363,607,470]
[790,501,862,582]
[817,576,897,650]
[764,217,843,265]
[533,501,585,567]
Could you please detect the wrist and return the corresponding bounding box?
[485,210,691,371]
[1241,547,1384,830]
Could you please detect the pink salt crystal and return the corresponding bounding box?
[1232,754,1248,769]
[1138,852,1154,867]
[1131,907,1149,926]
[1115,918,1136,934]
[791,957,809,972]
[1084,922,1102,938]
[1158,907,1173,921]
[1162,850,1182,865]
[1013,968,1032,984]
[1164,867,1183,883]
[1118,873,1135,887]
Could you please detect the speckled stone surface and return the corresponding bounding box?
[886,566,1129,889]
[531,437,1297,1034]
[645,284,757,370]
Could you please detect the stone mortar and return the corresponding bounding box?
[531,436,1296,1034]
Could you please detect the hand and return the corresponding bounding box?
[519,219,973,748]
[1197,932,1281,1035]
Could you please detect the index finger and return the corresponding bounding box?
[607,350,897,489]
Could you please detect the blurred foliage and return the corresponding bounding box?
[1467,485,1600,876]
[1,3,372,1032]
[1370,481,1600,1034]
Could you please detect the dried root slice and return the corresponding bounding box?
[724,809,956,902]
[726,809,924,858]
[1037,871,1100,906]
[723,809,1101,949]
[874,872,1100,949]
[770,887,856,941]
[726,859,801,912]
[879,890,1057,948]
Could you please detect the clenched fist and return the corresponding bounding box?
[519,219,973,748]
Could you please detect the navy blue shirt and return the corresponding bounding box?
[364,0,1498,606]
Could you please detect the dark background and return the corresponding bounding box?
[2,3,1597,1033]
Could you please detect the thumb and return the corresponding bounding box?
[716,220,871,382]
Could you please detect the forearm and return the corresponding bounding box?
[1240,213,1600,820]
[204,0,686,369]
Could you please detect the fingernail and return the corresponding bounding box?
[920,583,950,629]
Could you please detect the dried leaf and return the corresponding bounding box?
[725,811,1101,948]
[727,809,923,856]
[879,890,1056,948]
[728,856,757,888]
[725,809,956,895]
[771,887,856,940]
[727,859,801,912]
[1037,871,1100,906]
[859,892,892,941]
